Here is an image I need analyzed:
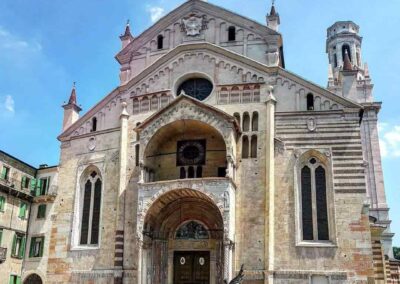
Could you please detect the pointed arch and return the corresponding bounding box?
[79,166,102,246]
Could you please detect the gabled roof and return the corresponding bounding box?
[135,94,241,134]
[116,0,280,64]
[59,42,361,141]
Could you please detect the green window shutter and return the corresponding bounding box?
[0,196,5,211]
[30,179,36,194]
[36,179,42,196]
[16,276,21,284]
[9,275,14,284]
[29,237,35,257]
[1,167,6,180]
[0,229,3,246]
[19,236,26,258]
[11,234,17,256]
[39,237,44,257]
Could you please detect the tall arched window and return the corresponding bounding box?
[80,170,102,245]
[91,117,97,132]
[157,35,164,50]
[242,112,250,132]
[252,112,259,131]
[250,135,258,158]
[300,157,330,241]
[228,26,236,41]
[242,136,249,159]
[180,167,186,179]
[188,166,195,178]
[342,44,351,62]
[307,93,314,111]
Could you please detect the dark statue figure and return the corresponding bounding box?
[224,264,244,284]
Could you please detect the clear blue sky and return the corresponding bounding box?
[0,0,399,246]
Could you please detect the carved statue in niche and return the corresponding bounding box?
[223,191,230,209]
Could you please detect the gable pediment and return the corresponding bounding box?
[116,0,280,66]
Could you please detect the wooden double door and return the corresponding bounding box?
[173,251,210,284]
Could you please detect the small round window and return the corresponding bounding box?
[177,78,213,101]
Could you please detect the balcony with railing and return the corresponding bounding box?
[0,176,33,201]
[0,247,6,263]
[33,184,58,202]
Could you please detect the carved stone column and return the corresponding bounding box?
[265,86,276,284]
[223,239,234,282]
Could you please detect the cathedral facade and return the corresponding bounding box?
[2,0,400,283]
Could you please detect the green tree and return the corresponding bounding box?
[394,247,400,260]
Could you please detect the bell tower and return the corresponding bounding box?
[327,21,394,258]
[326,21,373,103]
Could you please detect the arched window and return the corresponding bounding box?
[228,26,236,41]
[80,170,102,245]
[342,44,351,62]
[250,135,257,158]
[91,117,97,132]
[252,112,259,131]
[242,85,252,103]
[300,157,330,241]
[157,35,164,50]
[196,166,203,178]
[243,112,250,132]
[24,273,43,284]
[135,144,140,167]
[141,97,150,112]
[188,166,195,178]
[253,84,261,102]
[180,167,186,179]
[242,136,249,159]
[230,86,240,103]
[150,96,159,110]
[219,87,229,104]
[307,93,314,111]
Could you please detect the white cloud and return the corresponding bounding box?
[0,26,42,52]
[379,123,400,158]
[147,6,165,23]
[0,95,15,117]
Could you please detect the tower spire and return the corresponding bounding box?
[120,19,134,49]
[267,0,280,31]
[68,82,77,105]
[62,82,81,131]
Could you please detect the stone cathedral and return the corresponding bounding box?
[2,0,400,284]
